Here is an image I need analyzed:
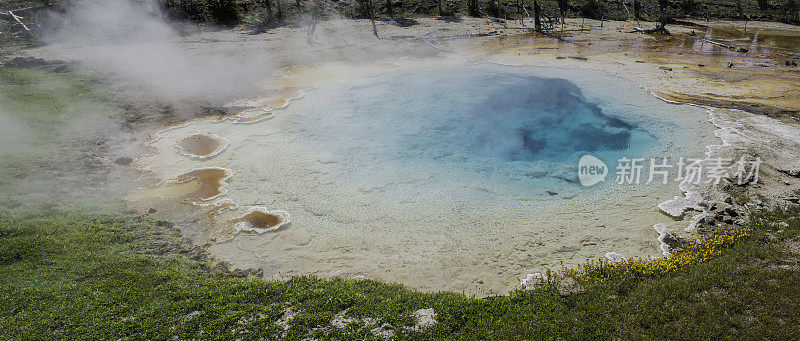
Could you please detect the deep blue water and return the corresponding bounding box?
[289,67,658,194]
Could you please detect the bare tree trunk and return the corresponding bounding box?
[307,1,321,44]
[276,0,284,21]
[265,0,274,24]
[557,0,567,24]
[307,17,318,44]
[658,0,668,28]
[439,0,444,16]
[369,0,379,38]
[533,0,541,32]
[387,0,394,17]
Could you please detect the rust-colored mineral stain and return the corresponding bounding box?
[178,134,226,158]
[171,168,232,200]
[190,199,239,225]
[235,112,274,124]
[230,211,284,229]
[265,87,313,108]
[656,90,800,118]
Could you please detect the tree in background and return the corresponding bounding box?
[467,0,480,16]
[680,0,696,16]
[580,0,604,19]
[533,0,542,31]
[557,0,568,24]
[369,0,378,37]
[354,0,378,35]
[783,0,799,22]
[657,0,669,26]
[264,0,274,23]
[758,0,770,10]
[356,0,370,17]
[276,0,284,21]
[487,0,502,17]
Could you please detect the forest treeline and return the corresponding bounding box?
[160,0,799,28]
[1,0,799,36]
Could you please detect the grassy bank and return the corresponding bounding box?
[1,203,798,339]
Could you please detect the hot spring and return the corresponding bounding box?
[132,61,718,295]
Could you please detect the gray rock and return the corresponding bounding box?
[412,308,437,329]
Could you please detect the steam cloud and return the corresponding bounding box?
[0,109,33,155]
[44,0,273,102]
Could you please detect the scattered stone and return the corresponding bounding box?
[635,60,647,63]
[728,61,734,68]
[546,190,558,196]
[787,60,798,67]
[568,56,588,61]
[155,220,173,227]
[604,251,625,262]
[659,192,703,217]
[521,273,547,290]
[697,63,705,67]
[654,223,681,255]
[556,56,566,59]
[658,66,673,71]
[412,308,437,329]
[148,208,157,214]
[737,47,749,53]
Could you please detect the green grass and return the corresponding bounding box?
[0,203,798,340]
[0,67,115,140]
[0,67,121,197]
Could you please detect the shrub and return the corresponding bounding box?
[162,0,241,26]
[579,0,605,19]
